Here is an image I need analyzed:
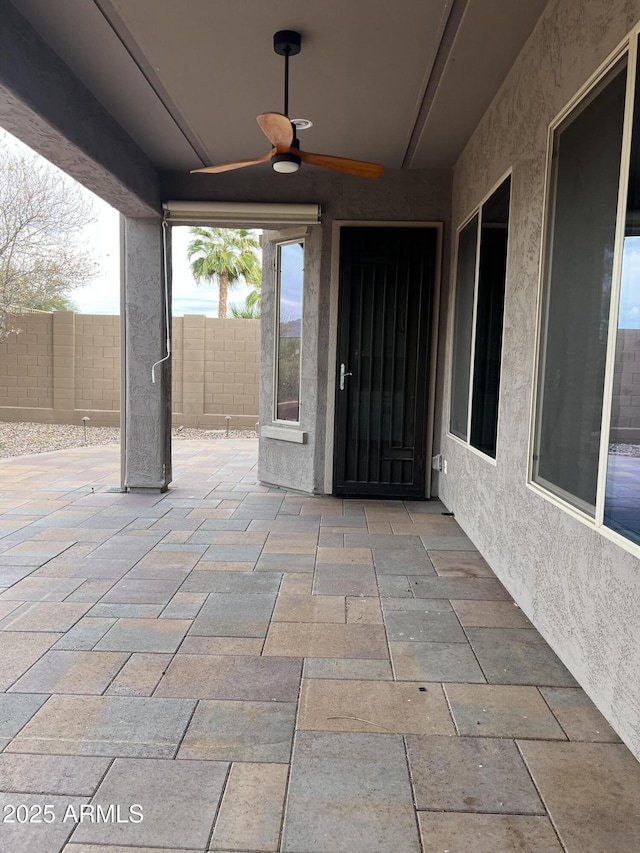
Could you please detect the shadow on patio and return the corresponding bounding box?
[0,439,639,852]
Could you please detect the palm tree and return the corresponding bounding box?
[187,227,261,319]
[230,300,260,319]
[245,278,261,310]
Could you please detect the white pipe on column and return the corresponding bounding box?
[151,219,171,383]
[119,214,127,491]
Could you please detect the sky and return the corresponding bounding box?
[619,237,640,329]
[8,124,639,328]
[279,241,304,327]
[0,129,258,317]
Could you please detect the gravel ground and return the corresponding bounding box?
[610,443,640,458]
[4,422,637,463]
[0,421,257,459]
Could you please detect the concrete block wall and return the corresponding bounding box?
[204,318,260,421]
[0,313,53,409]
[0,312,260,428]
[74,314,121,413]
[171,316,260,429]
[611,329,640,443]
[171,315,184,415]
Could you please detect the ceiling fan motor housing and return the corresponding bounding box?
[273,30,301,56]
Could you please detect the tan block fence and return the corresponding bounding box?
[611,329,640,444]
[0,313,260,429]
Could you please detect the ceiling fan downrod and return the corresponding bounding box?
[190,27,383,179]
[273,30,301,117]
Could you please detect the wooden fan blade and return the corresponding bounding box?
[257,112,293,152]
[298,150,384,178]
[191,149,275,174]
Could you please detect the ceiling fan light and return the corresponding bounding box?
[272,152,301,174]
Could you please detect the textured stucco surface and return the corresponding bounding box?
[233,170,451,493]
[440,0,640,759]
[0,0,160,217]
[259,226,322,493]
[314,173,452,497]
[176,170,453,494]
[123,218,171,490]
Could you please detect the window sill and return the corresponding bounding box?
[260,425,307,444]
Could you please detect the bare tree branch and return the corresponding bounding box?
[0,142,99,341]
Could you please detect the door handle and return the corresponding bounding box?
[340,363,353,391]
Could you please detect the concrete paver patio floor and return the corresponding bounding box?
[0,439,639,852]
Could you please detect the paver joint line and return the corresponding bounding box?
[0,439,637,853]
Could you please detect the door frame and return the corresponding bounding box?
[324,221,443,497]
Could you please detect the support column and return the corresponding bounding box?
[122,217,172,492]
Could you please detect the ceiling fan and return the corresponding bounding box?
[191,30,384,179]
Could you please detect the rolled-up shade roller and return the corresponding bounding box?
[162,201,321,226]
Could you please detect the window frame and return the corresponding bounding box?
[273,238,305,426]
[528,29,640,558]
[449,213,479,443]
[447,169,513,464]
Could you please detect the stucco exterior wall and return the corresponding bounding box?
[0,312,259,429]
[0,0,160,218]
[440,0,640,759]
[193,170,454,493]
[258,226,323,493]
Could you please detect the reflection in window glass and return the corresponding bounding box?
[449,176,510,457]
[470,177,510,458]
[606,49,640,544]
[450,215,478,439]
[533,61,627,515]
[275,242,304,421]
[606,241,640,544]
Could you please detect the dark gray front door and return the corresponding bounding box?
[334,227,436,498]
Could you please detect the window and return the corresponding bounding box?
[605,50,640,546]
[533,42,640,550]
[449,175,511,458]
[533,60,627,515]
[450,215,478,439]
[275,241,304,422]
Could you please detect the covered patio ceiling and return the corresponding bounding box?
[10,0,549,174]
